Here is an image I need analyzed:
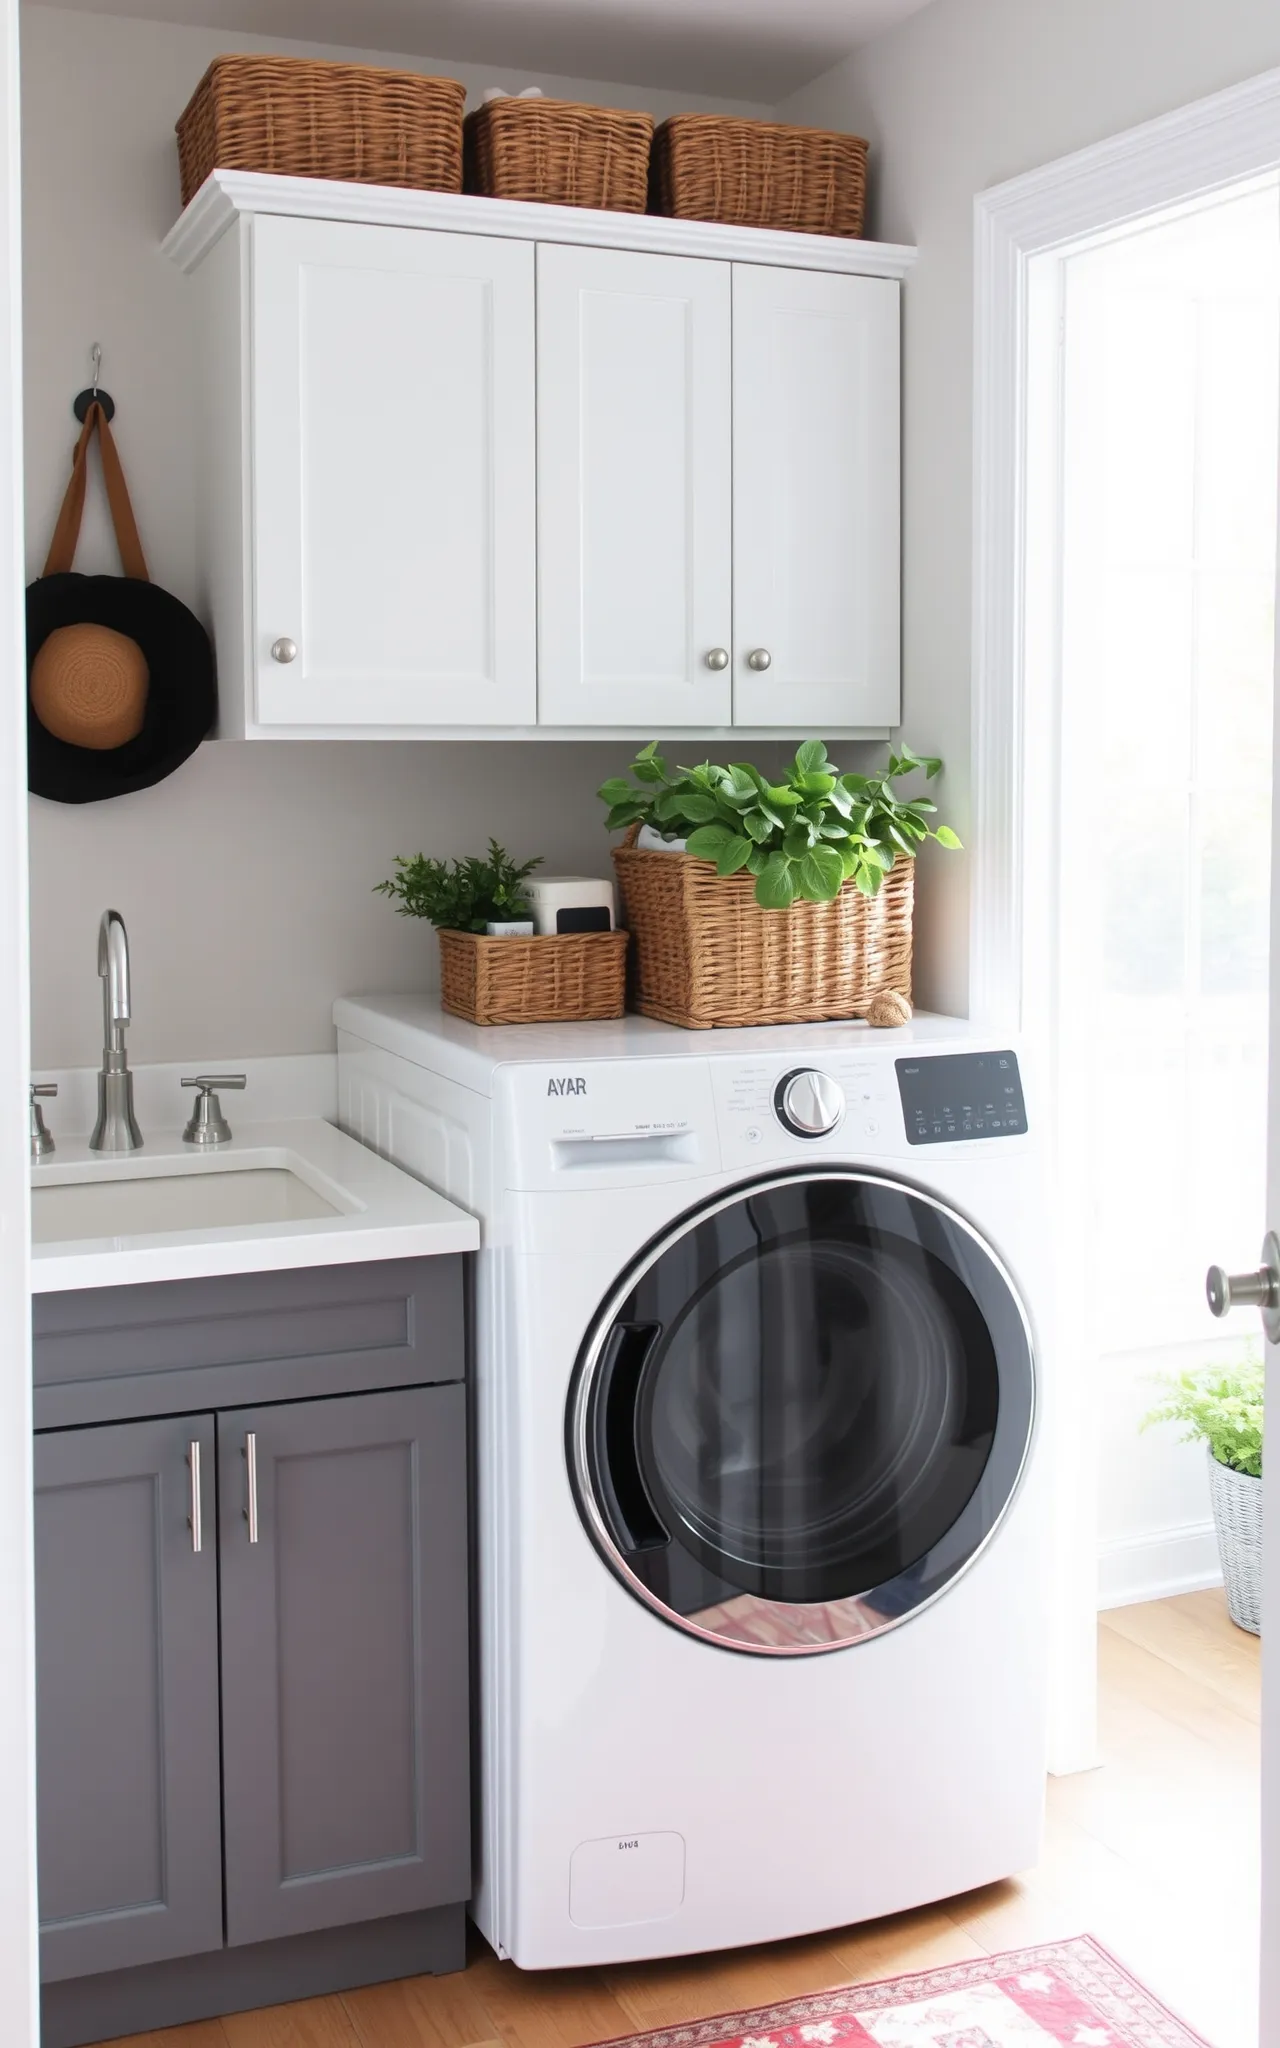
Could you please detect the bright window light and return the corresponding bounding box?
[1058,185,1279,1360]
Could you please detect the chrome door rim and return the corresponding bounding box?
[566,1168,1037,1657]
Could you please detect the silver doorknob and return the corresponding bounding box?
[1207,1231,1280,1343]
[270,638,298,664]
[747,648,772,671]
[705,648,729,671]
[775,1068,845,1139]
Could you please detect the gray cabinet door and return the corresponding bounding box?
[35,1416,223,1982]
[218,1385,470,1945]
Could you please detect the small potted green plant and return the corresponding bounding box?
[376,840,542,934]
[376,840,627,1026]
[1143,1352,1264,1634]
[597,740,960,1029]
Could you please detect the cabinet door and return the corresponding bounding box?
[537,243,733,727]
[732,265,901,729]
[252,216,536,728]
[218,1385,469,1945]
[35,1417,221,1982]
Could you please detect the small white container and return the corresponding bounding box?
[523,876,617,936]
[485,920,535,937]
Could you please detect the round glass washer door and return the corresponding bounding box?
[566,1172,1035,1655]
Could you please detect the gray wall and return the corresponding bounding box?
[779,0,1280,1018]
[21,5,772,1066]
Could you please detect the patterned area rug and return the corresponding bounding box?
[593,1939,1209,2048]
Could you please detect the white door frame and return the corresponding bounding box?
[970,59,1280,2032]
[0,0,38,2038]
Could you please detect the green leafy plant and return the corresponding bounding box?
[598,740,961,910]
[375,840,542,933]
[1142,1351,1264,1478]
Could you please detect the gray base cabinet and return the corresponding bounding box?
[33,1256,470,2045]
[35,1417,222,1983]
[219,1385,469,1943]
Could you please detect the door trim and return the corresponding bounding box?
[971,60,1280,1791]
[0,0,37,2026]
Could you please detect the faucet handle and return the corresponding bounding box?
[181,1074,245,1148]
[30,1081,57,1160]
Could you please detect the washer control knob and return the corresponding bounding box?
[775,1068,845,1139]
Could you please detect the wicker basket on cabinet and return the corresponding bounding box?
[437,928,628,1026]
[176,55,466,208]
[650,114,868,237]
[611,829,912,1030]
[463,97,654,212]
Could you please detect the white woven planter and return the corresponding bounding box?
[1207,1449,1263,1635]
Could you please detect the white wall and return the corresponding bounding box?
[779,0,1280,1025]
[20,5,773,1066]
[1095,1339,1234,1609]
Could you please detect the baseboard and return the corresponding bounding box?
[41,1902,466,2048]
[1097,1519,1222,1609]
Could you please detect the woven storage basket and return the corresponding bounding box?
[464,98,654,212]
[612,831,912,1029]
[437,928,627,1026]
[650,114,868,237]
[1207,1451,1262,1635]
[176,56,465,208]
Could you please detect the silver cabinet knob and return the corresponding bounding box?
[775,1068,845,1139]
[747,648,772,671]
[705,648,730,671]
[271,638,298,664]
[1207,1230,1280,1343]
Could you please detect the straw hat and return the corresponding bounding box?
[30,622,149,751]
[27,403,214,804]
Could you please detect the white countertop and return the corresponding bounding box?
[31,1118,479,1293]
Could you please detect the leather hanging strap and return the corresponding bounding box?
[41,401,149,582]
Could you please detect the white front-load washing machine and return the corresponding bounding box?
[334,997,1050,1970]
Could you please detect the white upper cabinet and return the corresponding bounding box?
[251,216,536,728]
[732,265,901,730]
[536,244,733,728]
[171,180,911,737]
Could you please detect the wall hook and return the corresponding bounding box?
[73,342,115,424]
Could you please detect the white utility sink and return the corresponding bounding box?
[30,1120,480,1292]
[31,1166,341,1244]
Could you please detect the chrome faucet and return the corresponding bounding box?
[89,909,143,1152]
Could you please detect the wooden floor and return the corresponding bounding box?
[111,1591,1261,2048]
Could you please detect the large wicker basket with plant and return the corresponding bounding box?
[599,741,960,1030]
[376,840,626,1026]
[1144,1353,1264,1634]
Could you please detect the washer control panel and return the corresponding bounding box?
[896,1050,1026,1144]
[775,1068,846,1138]
[714,1054,894,1163]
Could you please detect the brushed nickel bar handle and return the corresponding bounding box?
[187,1440,202,1554]
[243,1432,259,1544]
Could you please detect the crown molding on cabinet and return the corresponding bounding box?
[161,169,919,279]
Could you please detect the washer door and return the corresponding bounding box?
[567,1172,1035,1654]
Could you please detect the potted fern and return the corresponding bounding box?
[1143,1354,1264,1634]
[598,740,961,1030]
[376,840,627,1026]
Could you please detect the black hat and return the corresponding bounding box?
[27,403,215,805]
